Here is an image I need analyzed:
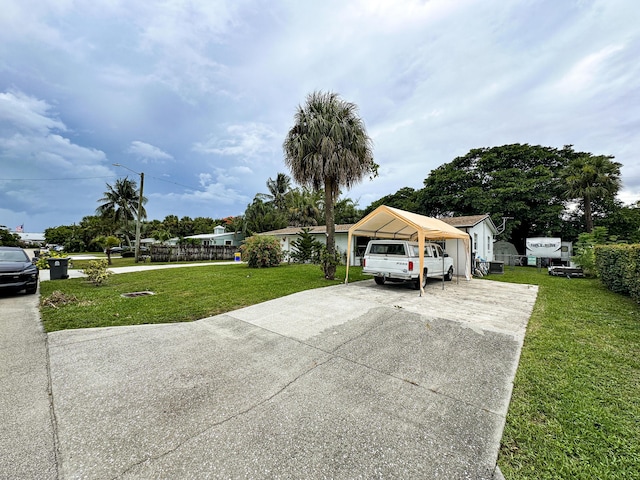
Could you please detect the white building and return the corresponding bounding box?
[183,225,244,246]
[262,214,498,269]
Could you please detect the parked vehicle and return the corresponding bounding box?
[0,246,39,294]
[362,240,454,289]
[525,237,573,266]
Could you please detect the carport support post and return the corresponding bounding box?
[344,231,352,284]
[441,238,445,290]
[418,235,425,296]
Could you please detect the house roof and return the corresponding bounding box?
[260,224,355,236]
[439,214,496,230]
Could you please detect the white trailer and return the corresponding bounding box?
[525,237,572,266]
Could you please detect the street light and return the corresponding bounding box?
[112,163,145,263]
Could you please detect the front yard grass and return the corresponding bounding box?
[489,267,640,479]
[40,263,367,332]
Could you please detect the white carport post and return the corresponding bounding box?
[345,230,353,285]
[418,234,425,296]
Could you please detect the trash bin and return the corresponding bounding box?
[234,252,242,262]
[47,257,69,280]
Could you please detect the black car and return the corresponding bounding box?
[0,246,39,294]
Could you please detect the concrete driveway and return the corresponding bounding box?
[40,278,537,479]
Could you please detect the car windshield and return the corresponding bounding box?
[0,250,29,262]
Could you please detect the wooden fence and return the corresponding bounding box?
[150,245,239,262]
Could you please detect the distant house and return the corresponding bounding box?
[16,232,46,246]
[182,225,244,247]
[439,214,498,263]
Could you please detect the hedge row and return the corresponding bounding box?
[595,244,640,304]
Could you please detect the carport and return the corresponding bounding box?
[345,206,471,295]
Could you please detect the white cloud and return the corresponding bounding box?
[193,122,279,159]
[0,90,66,134]
[126,140,173,162]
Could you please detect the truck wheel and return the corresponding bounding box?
[444,266,454,281]
[413,269,427,290]
[374,276,385,285]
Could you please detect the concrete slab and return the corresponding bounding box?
[47,279,537,479]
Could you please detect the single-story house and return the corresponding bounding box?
[262,211,497,276]
[163,226,243,247]
[17,232,46,246]
[182,225,244,247]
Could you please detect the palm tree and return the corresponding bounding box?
[263,173,293,212]
[562,155,622,232]
[283,91,376,279]
[287,187,324,227]
[96,177,147,245]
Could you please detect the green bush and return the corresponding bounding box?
[241,235,283,268]
[82,259,112,286]
[596,244,640,304]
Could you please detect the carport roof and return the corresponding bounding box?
[348,205,469,241]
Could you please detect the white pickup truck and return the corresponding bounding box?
[362,239,454,289]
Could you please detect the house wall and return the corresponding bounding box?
[444,221,495,276]
[275,232,360,265]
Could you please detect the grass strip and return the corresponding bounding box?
[40,263,367,332]
[489,268,640,479]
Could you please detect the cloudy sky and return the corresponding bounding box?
[1,0,638,233]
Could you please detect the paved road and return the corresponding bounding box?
[2,268,537,479]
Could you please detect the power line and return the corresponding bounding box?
[0,175,116,181]
[1,173,206,192]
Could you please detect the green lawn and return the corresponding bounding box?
[40,263,369,332]
[489,267,640,479]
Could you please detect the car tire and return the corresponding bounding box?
[413,269,428,290]
[374,276,385,285]
[445,266,454,281]
[25,284,37,295]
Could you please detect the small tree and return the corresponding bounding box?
[573,227,610,276]
[241,235,283,268]
[94,235,120,265]
[290,228,323,263]
[83,259,112,286]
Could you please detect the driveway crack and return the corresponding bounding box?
[112,355,334,479]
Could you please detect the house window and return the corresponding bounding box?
[473,233,478,252]
[225,240,232,245]
[487,237,491,251]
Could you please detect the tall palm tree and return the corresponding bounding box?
[96,177,147,245]
[283,90,376,279]
[562,155,622,232]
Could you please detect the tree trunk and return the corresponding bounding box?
[584,194,593,233]
[323,179,337,279]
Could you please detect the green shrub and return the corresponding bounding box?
[596,243,640,303]
[241,235,283,268]
[82,259,112,286]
